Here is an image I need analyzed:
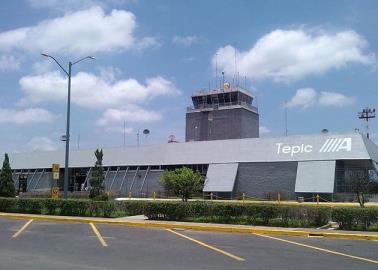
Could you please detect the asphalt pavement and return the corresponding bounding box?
[0,217,377,270]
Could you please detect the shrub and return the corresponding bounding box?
[0,154,15,197]
[89,149,106,200]
[332,207,378,230]
[160,167,204,202]
[142,202,332,227]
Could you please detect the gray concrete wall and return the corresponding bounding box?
[241,109,259,138]
[235,162,298,200]
[186,107,259,141]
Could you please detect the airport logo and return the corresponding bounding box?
[319,138,352,153]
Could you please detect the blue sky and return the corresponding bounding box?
[1,0,378,152]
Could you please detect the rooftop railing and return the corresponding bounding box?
[187,101,258,113]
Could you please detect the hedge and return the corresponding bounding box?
[143,201,332,227]
[0,198,147,218]
[332,207,378,231]
[0,198,377,231]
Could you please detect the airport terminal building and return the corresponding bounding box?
[4,87,378,200]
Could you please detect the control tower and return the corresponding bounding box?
[185,85,259,141]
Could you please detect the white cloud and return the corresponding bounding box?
[19,71,180,109]
[97,106,163,127]
[259,126,270,134]
[0,55,20,70]
[214,29,375,82]
[0,108,56,124]
[318,91,356,107]
[287,88,355,110]
[0,6,156,55]
[172,35,201,46]
[286,88,317,109]
[28,136,58,151]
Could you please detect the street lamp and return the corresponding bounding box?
[42,53,95,198]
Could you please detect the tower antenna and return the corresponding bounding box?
[358,107,375,139]
[215,53,219,89]
[222,71,225,89]
[123,120,126,149]
[137,128,140,146]
[234,45,238,86]
[285,101,288,136]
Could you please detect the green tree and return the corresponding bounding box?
[351,173,372,208]
[0,153,15,197]
[160,167,204,202]
[89,149,106,200]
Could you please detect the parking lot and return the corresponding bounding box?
[0,217,377,270]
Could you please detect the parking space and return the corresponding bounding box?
[95,224,244,269]
[180,230,378,269]
[0,218,24,237]
[0,217,377,270]
[278,234,378,261]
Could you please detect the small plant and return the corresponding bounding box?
[0,153,15,197]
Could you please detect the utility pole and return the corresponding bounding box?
[358,107,375,139]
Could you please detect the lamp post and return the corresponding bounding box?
[42,53,95,198]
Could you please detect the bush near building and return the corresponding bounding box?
[0,198,377,231]
[159,167,204,202]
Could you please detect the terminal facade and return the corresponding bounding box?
[4,86,378,201]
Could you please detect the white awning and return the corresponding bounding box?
[295,160,336,193]
[203,163,238,192]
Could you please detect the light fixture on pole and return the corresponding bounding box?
[42,53,95,198]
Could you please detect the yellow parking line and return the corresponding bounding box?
[166,229,245,261]
[89,223,108,247]
[254,233,378,265]
[12,219,33,238]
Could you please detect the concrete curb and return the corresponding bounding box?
[1,212,377,241]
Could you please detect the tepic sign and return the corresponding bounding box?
[276,138,352,157]
[276,143,312,157]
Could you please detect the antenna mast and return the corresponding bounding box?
[358,107,375,139]
[234,45,238,86]
[215,53,219,89]
[137,128,140,146]
[222,71,225,89]
[123,120,126,149]
[285,101,288,136]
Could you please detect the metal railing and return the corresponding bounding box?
[187,101,258,113]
